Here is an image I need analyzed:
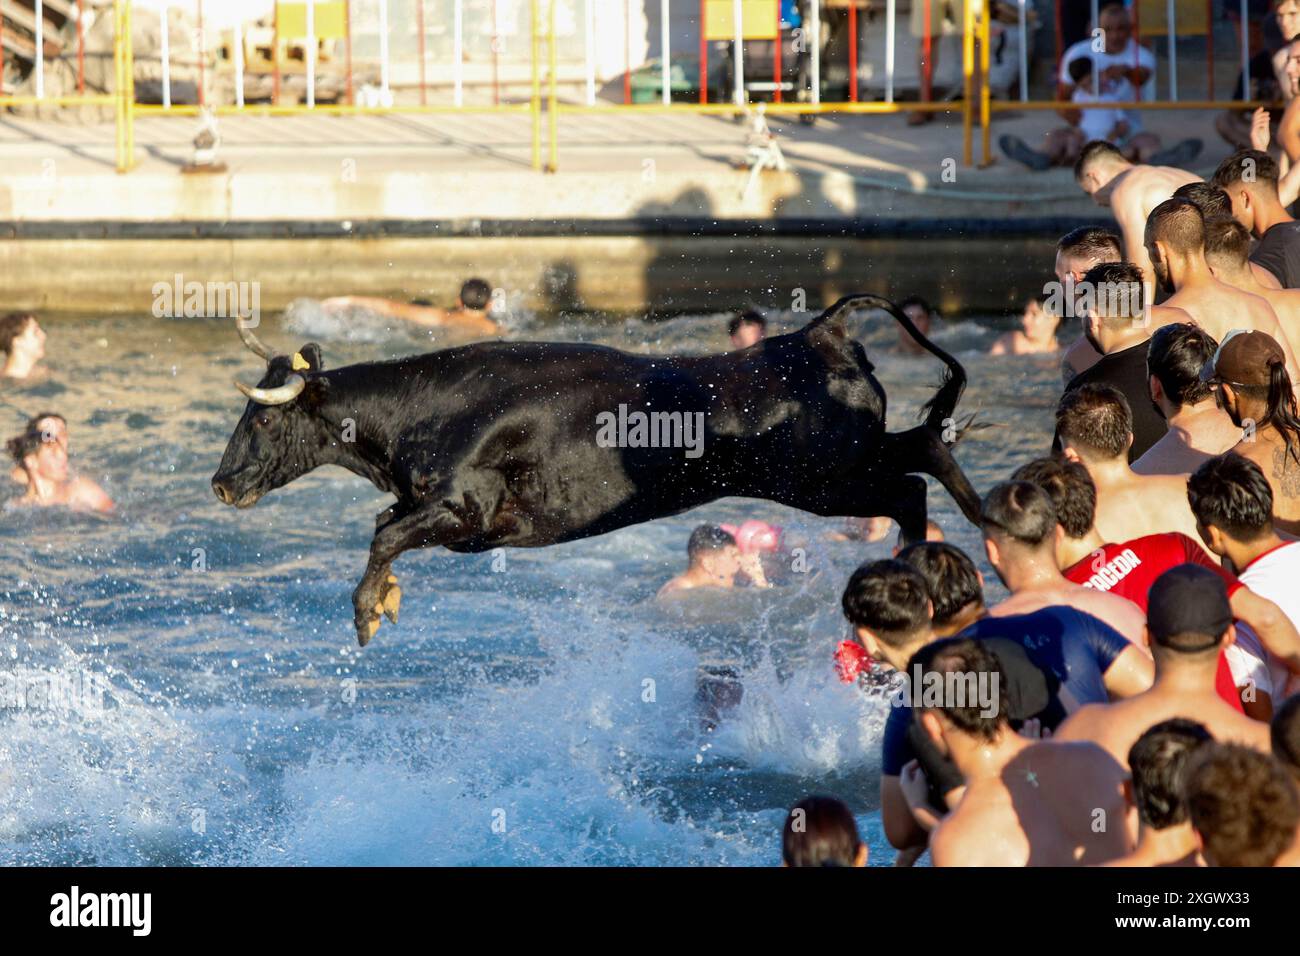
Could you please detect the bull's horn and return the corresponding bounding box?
[233,374,306,405]
[236,319,276,361]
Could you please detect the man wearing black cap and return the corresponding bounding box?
[1203,329,1300,535]
[1056,564,1272,766]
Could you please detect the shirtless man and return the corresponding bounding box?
[1055,565,1273,766]
[1101,719,1210,867]
[1075,140,1200,290]
[6,422,113,513]
[1144,197,1300,386]
[1056,383,1207,548]
[1172,181,1282,289]
[1204,217,1300,362]
[657,524,742,597]
[990,299,1060,356]
[1202,330,1300,535]
[979,480,1148,645]
[0,312,47,381]
[919,639,1131,866]
[1133,323,1243,476]
[321,278,501,337]
[1213,148,1300,289]
[9,411,67,485]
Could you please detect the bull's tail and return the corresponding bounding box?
[804,292,969,431]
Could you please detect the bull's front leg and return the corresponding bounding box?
[353,498,471,646]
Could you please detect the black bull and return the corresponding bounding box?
[212,294,982,646]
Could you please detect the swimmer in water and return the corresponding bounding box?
[10,412,66,484]
[0,312,47,381]
[896,296,935,356]
[719,519,779,588]
[6,416,113,513]
[320,278,501,337]
[829,516,942,545]
[780,795,868,867]
[657,524,742,597]
[727,310,767,350]
[989,299,1060,356]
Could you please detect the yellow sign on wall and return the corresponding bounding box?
[277,1,347,40]
[705,0,780,41]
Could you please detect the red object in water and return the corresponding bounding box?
[835,640,869,683]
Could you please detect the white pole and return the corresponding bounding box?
[234,16,245,108]
[160,0,171,108]
[1018,0,1028,102]
[379,0,390,96]
[885,0,895,103]
[306,0,316,108]
[661,0,671,105]
[1090,0,1099,98]
[35,0,44,99]
[584,0,595,105]
[1166,0,1177,101]
[1240,0,1251,96]
[811,0,820,105]
[733,0,744,105]
[454,0,464,107]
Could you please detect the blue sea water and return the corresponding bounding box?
[0,305,1059,866]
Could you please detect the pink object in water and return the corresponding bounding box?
[735,520,782,554]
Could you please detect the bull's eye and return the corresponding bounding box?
[256,414,272,429]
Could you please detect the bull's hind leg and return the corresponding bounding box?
[353,499,472,646]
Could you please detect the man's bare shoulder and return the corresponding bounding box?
[1053,702,1116,742]
[930,798,1016,867]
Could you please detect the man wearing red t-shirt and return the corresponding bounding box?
[1014,457,1300,717]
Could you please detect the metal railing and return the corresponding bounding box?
[0,0,1281,175]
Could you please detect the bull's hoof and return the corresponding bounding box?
[382,575,402,624]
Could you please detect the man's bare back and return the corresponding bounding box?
[1108,166,1201,285]
[1231,432,1300,536]
[1055,690,1271,767]
[1131,407,1243,476]
[1091,470,1207,550]
[1162,281,1300,385]
[990,585,1147,646]
[931,740,1130,866]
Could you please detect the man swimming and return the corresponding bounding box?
[0,312,47,382]
[896,296,936,357]
[6,418,113,513]
[1056,383,1208,547]
[1055,565,1273,765]
[989,299,1059,357]
[727,310,767,350]
[321,278,501,337]
[1201,331,1300,535]
[1132,323,1242,477]
[918,639,1132,867]
[1100,719,1210,867]
[657,524,742,597]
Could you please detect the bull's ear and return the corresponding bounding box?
[302,375,331,409]
[293,343,325,372]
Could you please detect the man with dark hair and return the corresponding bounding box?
[1202,331,1300,534]
[1060,261,1169,459]
[1017,453,1300,716]
[1057,383,1207,545]
[6,416,113,513]
[840,556,1151,856]
[1177,182,1286,289]
[1185,742,1300,866]
[320,277,501,337]
[1213,148,1300,288]
[1057,566,1273,767]
[896,296,935,356]
[1204,217,1300,360]
[1134,323,1242,476]
[726,309,767,350]
[918,639,1131,866]
[1053,226,1124,383]
[896,541,985,636]
[1072,141,1201,291]
[1189,452,1300,711]
[657,524,742,596]
[0,312,46,381]
[979,480,1146,643]
[1144,197,1300,386]
[1102,719,1211,867]
[780,795,867,867]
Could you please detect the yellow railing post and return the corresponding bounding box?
[114,0,135,173]
[547,0,558,172]
[961,0,975,166]
[979,0,991,166]
[531,0,542,171]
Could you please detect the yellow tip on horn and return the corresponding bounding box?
[291,352,311,371]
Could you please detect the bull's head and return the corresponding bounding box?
[211,320,329,509]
